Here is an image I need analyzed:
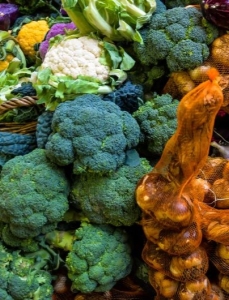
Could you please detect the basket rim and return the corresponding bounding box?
[0,95,38,115]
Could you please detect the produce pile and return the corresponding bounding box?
[0,0,229,299]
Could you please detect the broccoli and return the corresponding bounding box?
[102,80,144,114]
[0,148,70,239]
[133,6,219,72]
[133,93,179,156]
[70,157,152,226]
[45,94,141,174]
[45,222,133,293]
[0,241,54,300]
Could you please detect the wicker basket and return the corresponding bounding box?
[0,95,39,134]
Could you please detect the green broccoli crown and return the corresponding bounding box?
[134,7,219,71]
[65,222,133,293]
[166,39,210,72]
[45,94,141,175]
[133,93,179,155]
[70,157,152,226]
[0,149,70,239]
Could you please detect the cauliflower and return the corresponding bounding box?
[42,36,110,81]
[33,35,135,110]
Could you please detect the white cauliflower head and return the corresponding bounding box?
[42,36,110,81]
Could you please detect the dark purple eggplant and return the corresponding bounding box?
[0,3,19,30]
[201,0,229,30]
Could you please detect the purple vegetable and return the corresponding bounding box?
[0,3,19,30]
[39,22,76,60]
[201,0,229,29]
[60,6,68,16]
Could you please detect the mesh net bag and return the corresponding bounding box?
[136,68,229,298]
[142,240,209,282]
[149,268,211,300]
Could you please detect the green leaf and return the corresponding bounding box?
[119,47,136,70]
[102,42,122,69]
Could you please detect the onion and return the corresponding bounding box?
[201,0,229,29]
[0,3,19,30]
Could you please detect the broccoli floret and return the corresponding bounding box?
[0,241,54,299]
[70,158,152,226]
[1,225,40,253]
[133,93,179,156]
[0,288,13,300]
[166,39,209,72]
[0,148,70,239]
[134,6,219,72]
[45,94,141,174]
[102,80,144,114]
[45,222,133,293]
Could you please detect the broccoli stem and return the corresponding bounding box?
[45,230,76,251]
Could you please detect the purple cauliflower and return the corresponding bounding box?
[39,22,76,60]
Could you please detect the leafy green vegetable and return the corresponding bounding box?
[61,0,156,42]
[0,59,32,103]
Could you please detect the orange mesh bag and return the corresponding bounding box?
[199,201,229,245]
[136,68,226,299]
[149,269,211,300]
[209,243,229,276]
[197,157,227,185]
[211,162,229,209]
[155,207,203,256]
[142,240,209,282]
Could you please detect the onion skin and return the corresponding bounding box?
[201,0,229,30]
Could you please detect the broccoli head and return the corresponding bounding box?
[45,222,133,293]
[134,6,219,72]
[45,94,141,174]
[0,148,70,239]
[70,157,152,226]
[133,93,179,156]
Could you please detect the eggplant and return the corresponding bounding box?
[201,0,229,30]
[0,3,19,31]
